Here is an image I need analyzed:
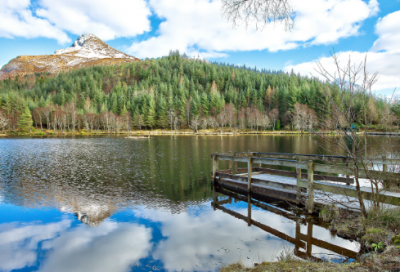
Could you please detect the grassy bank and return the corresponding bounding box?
[0,128,352,136]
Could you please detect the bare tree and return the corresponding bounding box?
[269,108,279,131]
[313,52,384,217]
[221,0,294,30]
[32,108,43,130]
[260,111,270,131]
[0,109,8,133]
[42,104,53,130]
[190,115,200,133]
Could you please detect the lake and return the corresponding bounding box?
[1,135,388,272]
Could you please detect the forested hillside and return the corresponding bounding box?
[0,52,398,133]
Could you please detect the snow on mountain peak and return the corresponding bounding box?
[53,33,136,61]
[76,33,98,46]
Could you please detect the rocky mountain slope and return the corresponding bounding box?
[0,34,140,80]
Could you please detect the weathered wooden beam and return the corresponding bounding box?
[217,155,250,163]
[216,172,300,192]
[215,204,306,249]
[254,167,354,184]
[307,161,314,214]
[252,157,307,169]
[212,153,218,185]
[297,233,358,259]
[297,159,302,204]
[298,180,400,206]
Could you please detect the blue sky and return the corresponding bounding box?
[0,0,399,95]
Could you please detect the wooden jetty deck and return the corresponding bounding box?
[212,186,360,261]
[211,151,400,213]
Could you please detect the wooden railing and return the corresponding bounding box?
[211,151,400,213]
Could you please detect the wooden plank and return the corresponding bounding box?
[297,159,302,204]
[252,157,307,169]
[298,180,400,206]
[298,233,358,259]
[307,161,314,214]
[237,152,350,162]
[254,167,354,184]
[248,155,253,192]
[238,152,400,165]
[215,204,306,249]
[216,172,300,192]
[217,155,249,163]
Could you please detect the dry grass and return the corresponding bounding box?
[220,260,370,272]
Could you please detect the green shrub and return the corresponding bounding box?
[362,228,387,245]
[319,204,339,223]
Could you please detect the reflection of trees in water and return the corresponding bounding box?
[1,136,396,226]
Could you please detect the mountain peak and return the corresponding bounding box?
[0,34,140,80]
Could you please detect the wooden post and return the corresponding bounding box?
[233,151,237,175]
[247,194,252,226]
[248,155,253,192]
[296,158,302,204]
[212,153,218,185]
[383,155,388,188]
[306,217,313,256]
[307,160,314,214]
[229,151,232,172]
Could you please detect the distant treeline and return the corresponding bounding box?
[0,51,399,133]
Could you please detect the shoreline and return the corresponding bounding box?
[1,129,400,137]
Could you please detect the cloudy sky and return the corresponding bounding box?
[0,0,399,95]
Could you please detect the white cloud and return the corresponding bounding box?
[0,0,70,43]
[0,0,151,44]
[36,0,151,41]
[285,10,400,92]
[0,220,71,272]
[38,221,152,272]
[133,204,358,271]
[129,0,378,59]
[0,219,152,272]
[371,10,400,53]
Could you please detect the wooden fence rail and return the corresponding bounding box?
[211,152,400,213]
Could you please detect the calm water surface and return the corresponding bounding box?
[1,135,382,272]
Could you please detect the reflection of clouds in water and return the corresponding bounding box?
[0,219,152,272]
[134,206,295,272]
[0,219,71,272]
[39,221,152,272]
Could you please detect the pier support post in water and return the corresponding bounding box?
[307,160,314,214]
[383,155,388,187]
[212,153,218,185]
[248,155,253,193]
[233,151,237,175]
[229,151,232,172]
[296,158,302,204]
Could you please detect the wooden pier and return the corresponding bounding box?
[211,151,400,213]
[212,186,360,260]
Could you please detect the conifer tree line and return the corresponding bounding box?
[0,51,399,133]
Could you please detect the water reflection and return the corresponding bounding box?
[213,187,360,262]
[0,136,372,271]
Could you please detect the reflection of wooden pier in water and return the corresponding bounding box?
[211,152,400,213]
[212,186,360,261]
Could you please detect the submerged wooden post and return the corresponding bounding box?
[248,155,253,192]
[296,158,302,204]
[307,160,314,214]
[212,153,218,185]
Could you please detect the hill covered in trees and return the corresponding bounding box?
[0,51,398,134]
